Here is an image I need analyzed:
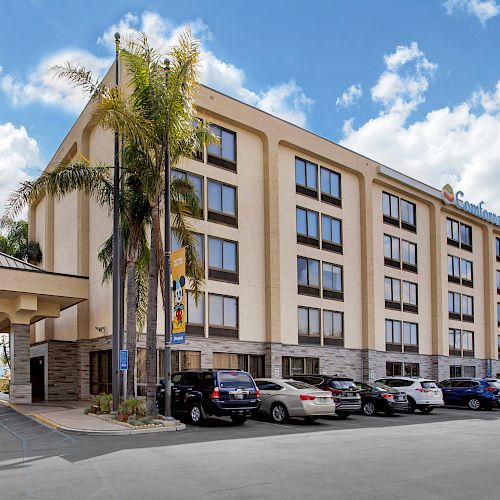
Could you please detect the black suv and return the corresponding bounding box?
[291,375,361,418]
[157,369,260,425]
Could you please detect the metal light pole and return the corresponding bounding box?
[163,59,172,418]
[111,32,121,412]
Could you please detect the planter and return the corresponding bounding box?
[90,405,99,414]
[117,412,130,423]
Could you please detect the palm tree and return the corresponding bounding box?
[4,28,215,414]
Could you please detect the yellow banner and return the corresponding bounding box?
[172,247,186,334]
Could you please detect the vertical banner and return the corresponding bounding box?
[171,247,186,344]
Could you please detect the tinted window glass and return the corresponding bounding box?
[218,371,254,389]
[421,381,438,389]
[181,372,198,385]
[330,380,357,389]
[171,373,182,384]
[286,380,316,390]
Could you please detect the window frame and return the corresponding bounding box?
[403,321,419,352]
[297,256,321,296]
[207,178,238,227]
[320,166,342,206]
[208,293,239,338]
[448,291,461,320]
[322,262,344,301]
[402,280,418,313]
[207,123,237,171]
[401,198,417,232]
[323,309,344,346]
[384,234,401,268]
[382,192,400,226]
[207,236,238,283]
[186,290,205,336]
[384,276,401,310]
[295,157,318,198]
[297,307,321,344]
[296,206,320,247]
[401,239,418,273]
[461,294,474,323]
[385,319,402,352]
[321,214,343,253]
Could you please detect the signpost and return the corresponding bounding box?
[171,247,186,345]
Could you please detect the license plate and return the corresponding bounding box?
[234,393,244,400]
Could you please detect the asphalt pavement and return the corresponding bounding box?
[2,404,500,499]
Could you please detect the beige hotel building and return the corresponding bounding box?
[3,64,500,403]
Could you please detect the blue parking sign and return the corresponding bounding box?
[120,349,128,371]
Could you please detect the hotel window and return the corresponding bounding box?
[401,199,417,232]
[321,214,342,253]
[384,234,400,268]
[213,353,265,378]
[173,232,204,270]
[448,292,461,320]
[170,351,201,374]
[282,356,319,377]
[462,330,474,355]
[208,294,238,337]
[460,223,472,251]
[401,240,417,272]
[322,262,343,300]
[296,207,319,247]
[382,192,399,226]
[297,256,320,296]
[323,310,344,345]
[384,277,401,310]
[186,291,204,335]
[385,319,402,351]
[207,124,236,171]
[403,322,419,352]
[320,167,341,206]
[207,179,237,226]
[497,271,500,294]
[450,365,462,378]
[403,281,418,313]
[208,237,238,283]
[171,169,203,216]
[295,157,318,198]
[496,237,500,262]
[447,218,460,246]
[448,255,460,283]
[462,295,474,322]
[463,366,476,377]
[404,363,420,377]
[298,307,321,343]
[386,362,403,377]
[460,258,473,287]
[449,328,461,355]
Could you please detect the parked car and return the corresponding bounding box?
[374,377,444,413]
[254,378,335,423]
[354,381,408,416]
[438,378,499,411]
[156,369,260,425]
[291,375,361,418]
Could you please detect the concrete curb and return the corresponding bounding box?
[2,399,186,435]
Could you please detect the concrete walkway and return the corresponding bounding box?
[0,393,185,435]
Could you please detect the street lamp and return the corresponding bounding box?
[163,58,172,418]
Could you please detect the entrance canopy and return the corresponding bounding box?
[0,253,88,332]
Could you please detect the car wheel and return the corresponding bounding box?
[230,415,247,425]
[336,411,349,420]
[270,403,289,423]
[420,406,434,414]
[407,398,416,414]
[362,402,376,416]
[468,398,481,411]
[188,402,205,425]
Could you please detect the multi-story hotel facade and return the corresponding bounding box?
[3,63,500,402]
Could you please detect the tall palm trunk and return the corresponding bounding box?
[145,205,160,416]
[126,258,137,397]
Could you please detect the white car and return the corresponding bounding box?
[374,376,444,414]
[255,378,336,423]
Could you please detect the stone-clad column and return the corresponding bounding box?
[10,323,32,404]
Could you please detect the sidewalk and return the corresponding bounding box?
[0,393,185,435]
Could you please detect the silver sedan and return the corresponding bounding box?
[255,378,336,423]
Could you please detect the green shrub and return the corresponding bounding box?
[0,379,9,394]
[95,393,112,413]
[139,416,153,425]
[121,398,146,417]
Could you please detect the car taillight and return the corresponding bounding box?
[300,394,316,401]
[210,387,220,399]
[415,388,431,393]
[485,387,497,392]
[256,388,260,398]
[381,393,394,400]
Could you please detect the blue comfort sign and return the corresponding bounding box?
[119,350,128,371]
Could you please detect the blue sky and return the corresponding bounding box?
[2,0,500,212]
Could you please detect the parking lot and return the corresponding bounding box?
[3,404,500,499]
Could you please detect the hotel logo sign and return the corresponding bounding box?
[441,184,500,227]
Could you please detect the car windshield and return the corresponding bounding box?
[421,381,438,389]
[330,380,357,389]
[218,371,255,389]
[285,380,317,390]
[373,383,393,392]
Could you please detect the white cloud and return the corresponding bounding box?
[0,123,42,216]
[340,43,500,213]
[443,0,500,24]
[1,11,312,126]
[1,50,112,114]
[336,84,362,108]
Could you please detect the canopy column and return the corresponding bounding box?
[10,323,31,404]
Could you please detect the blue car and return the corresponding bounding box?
[438,378,499,411]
